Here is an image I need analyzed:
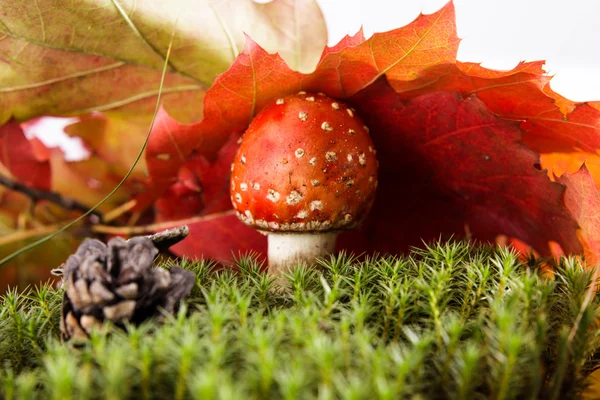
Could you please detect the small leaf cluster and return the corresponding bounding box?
[1,241,600,399]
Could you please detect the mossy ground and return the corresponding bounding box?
[1,240,600,399]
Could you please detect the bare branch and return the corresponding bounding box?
[0,174,103,221]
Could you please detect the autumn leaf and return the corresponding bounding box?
[0,121,51,190]
[0,137,136,288]
[542,152,600,188]
[154,133,240,221]
[139,1,599,262]
[394,61,600,155]
[0,168,82,291]
[170,213,266,262]
[63,113,149,177]
[0,0,328,229]
[0,0,327,122]
[342,79,582,256]
[0,0,328,286]
[0,191,75,292]
[305,4,460,98]
[2,0,600,277]
[557,165,600,266]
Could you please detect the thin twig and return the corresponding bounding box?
[103,199,137,223]
[90,210,235,236]
[0,174,103,221]
[0,212,234,249]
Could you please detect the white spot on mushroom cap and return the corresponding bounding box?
[364,125,370,133]
[331,102,340,110]
[346,109,354,117]
[235,193,242,203]
[267,189,280,203]
[298,91,306,94]
[240,182,248,191]
[325,152,337,162]
[344,214,353,223]
[253,182,260,190]
[321,122,333,131]
[286,190,303,205]
[359,153,367,166]
[309,157,317,166]
[347,154,353,162]
[311,179,320,186]
[268,221,280,230]
[296,210,308,219]
[305,96,315,102]
[244,210,254,224]
[231,181,236,190]
[369,146,376,154]
[369,176,374,182]
[230,163,235,172]
[299,111,308,122]
[276,98,284,105]
[256,219,268,229]
[237,137,243,144]
[241,155,246,164]
[295,148,305,158]
[346,180,354,187]
[310,200,323,211]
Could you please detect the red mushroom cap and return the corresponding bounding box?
[230,92,378,232]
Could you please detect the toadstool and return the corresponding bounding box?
[230,92,378,275]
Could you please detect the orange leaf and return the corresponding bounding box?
[305,2,459,98]
[557,165,600,265]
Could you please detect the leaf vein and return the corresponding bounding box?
[0,62,127,93]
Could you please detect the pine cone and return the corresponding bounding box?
[58,228,194,342]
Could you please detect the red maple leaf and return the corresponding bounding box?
[139,2,599,264]
[0,120,51,191]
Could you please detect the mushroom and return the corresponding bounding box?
[230,92,378,275]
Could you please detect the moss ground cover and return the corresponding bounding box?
[1,240,600,399]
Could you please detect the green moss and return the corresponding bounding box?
[1,240,599,399]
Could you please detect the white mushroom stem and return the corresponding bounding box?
[267,232,337,275]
